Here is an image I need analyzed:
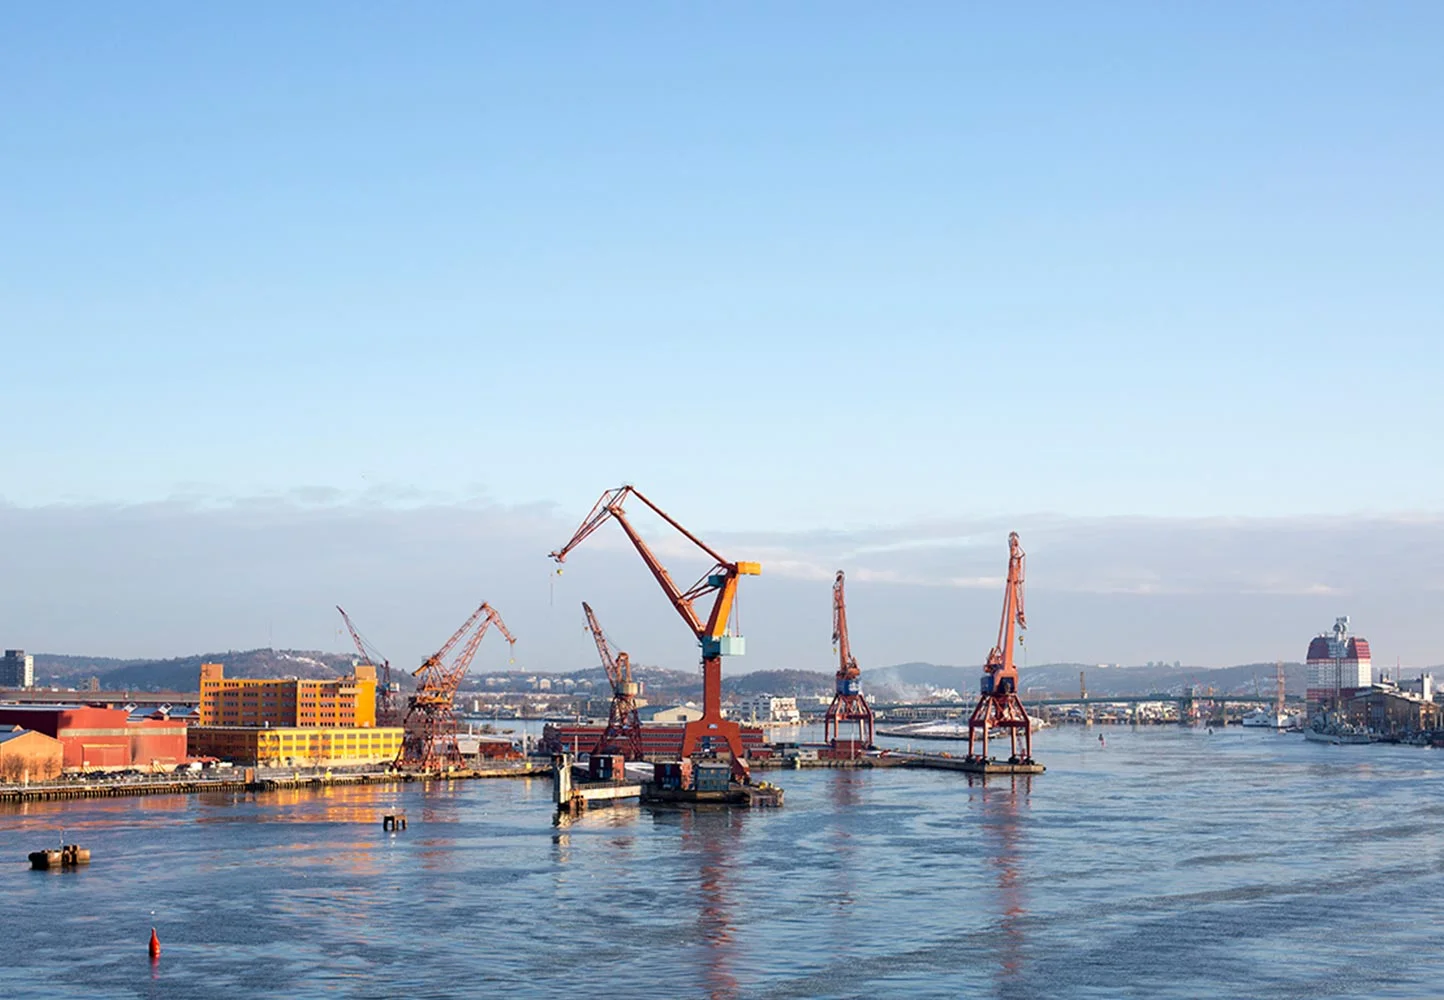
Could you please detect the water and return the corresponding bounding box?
[5,726,1444,999]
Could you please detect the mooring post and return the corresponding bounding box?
[552,753,572,807]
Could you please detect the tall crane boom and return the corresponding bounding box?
[825,571,874,752]
[582,601,643,759]
[966,533,1035,764]
[337,605,397,726]
[551,486,760,780]
[398,601,516,770]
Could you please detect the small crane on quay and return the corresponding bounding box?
[582,601,644,760]
[966,532,1036,765]
[337,606,398,726]
[826,571,875,755]
[550,486,760,782]
[397,601,516,771]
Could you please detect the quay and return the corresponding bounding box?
[552,755,784,816]
[0,761,549,803]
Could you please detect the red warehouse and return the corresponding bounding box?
[0,705,188,770]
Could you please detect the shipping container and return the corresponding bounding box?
[653,760,694,790]
[694,762,731,792]
[588,753,626,781]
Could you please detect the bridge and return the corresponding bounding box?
[875,693,1304,720]
[0,688,200,708]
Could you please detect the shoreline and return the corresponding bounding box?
[0,761,549,804]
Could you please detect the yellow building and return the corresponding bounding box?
[199,662,377,728]
[188,725,404,766]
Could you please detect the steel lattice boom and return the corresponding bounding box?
[582,601,644,759]
[398,601,516,770]
[337,606,398,727]
[966,533,1035,764]
[550,485,760,781]
[825,571,875,753]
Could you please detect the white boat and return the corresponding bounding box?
[1242,709,1305,730]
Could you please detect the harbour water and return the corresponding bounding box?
[6,726,1444,999]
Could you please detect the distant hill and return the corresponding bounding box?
[466,665,834,701]
[33,653,150,685]
[722,669,833,698]
[31,649,1438,700]
[35,648,365,693]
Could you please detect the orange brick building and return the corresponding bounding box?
[198,662,377,728]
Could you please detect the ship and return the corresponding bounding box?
[1303,717,1374,745]
[1241,709,1304,730]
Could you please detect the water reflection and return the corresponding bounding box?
[829,770,862,916]
[678,808,744,1000]
[973,773,1030,995]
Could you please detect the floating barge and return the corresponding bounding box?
[640,782,783,808]
[891,751,1045,775]
[30,844,90,869]
[552,755,783,815]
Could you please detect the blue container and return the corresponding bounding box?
[694,763,731,792]
[980,675,995,695]
[839,678,861,696]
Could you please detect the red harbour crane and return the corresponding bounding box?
[550,486,760,781]
[966,533,1035,764]
[825,571,875,753]
[336,606,398,727]
[582,601,644,760]
[398,601,516,770]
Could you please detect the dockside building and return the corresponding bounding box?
[1306,617,1372,716]
[189,662,402,766]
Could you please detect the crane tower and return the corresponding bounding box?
[825,571,874,754]
[337,606,397,726]
[582,601,644,759]
[550,486,759,782]
[398,601,516,770]
[966,533,1035,764]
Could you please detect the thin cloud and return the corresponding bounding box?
[1,499,1440,669]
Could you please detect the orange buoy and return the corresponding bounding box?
[148,928,161,959]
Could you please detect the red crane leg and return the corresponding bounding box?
[680,654,749,778]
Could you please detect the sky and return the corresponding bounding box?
[2,5,1442,670]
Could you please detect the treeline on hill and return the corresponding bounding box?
[36,651,1429,699]
[34,649,367,692]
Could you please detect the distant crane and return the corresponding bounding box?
[398,601,516,770]
[582,601,645,760]
[966,533,1035,764]
[825,571,874,753]
[1275,660,1286,719]
[337,606,397,726]
[550,486,760,781]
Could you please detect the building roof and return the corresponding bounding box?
[0,726,59,745]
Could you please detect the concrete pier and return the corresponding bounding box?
[552,754,642,815]
[0,761,548,803]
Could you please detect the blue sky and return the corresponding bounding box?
[3,5,1442,665]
